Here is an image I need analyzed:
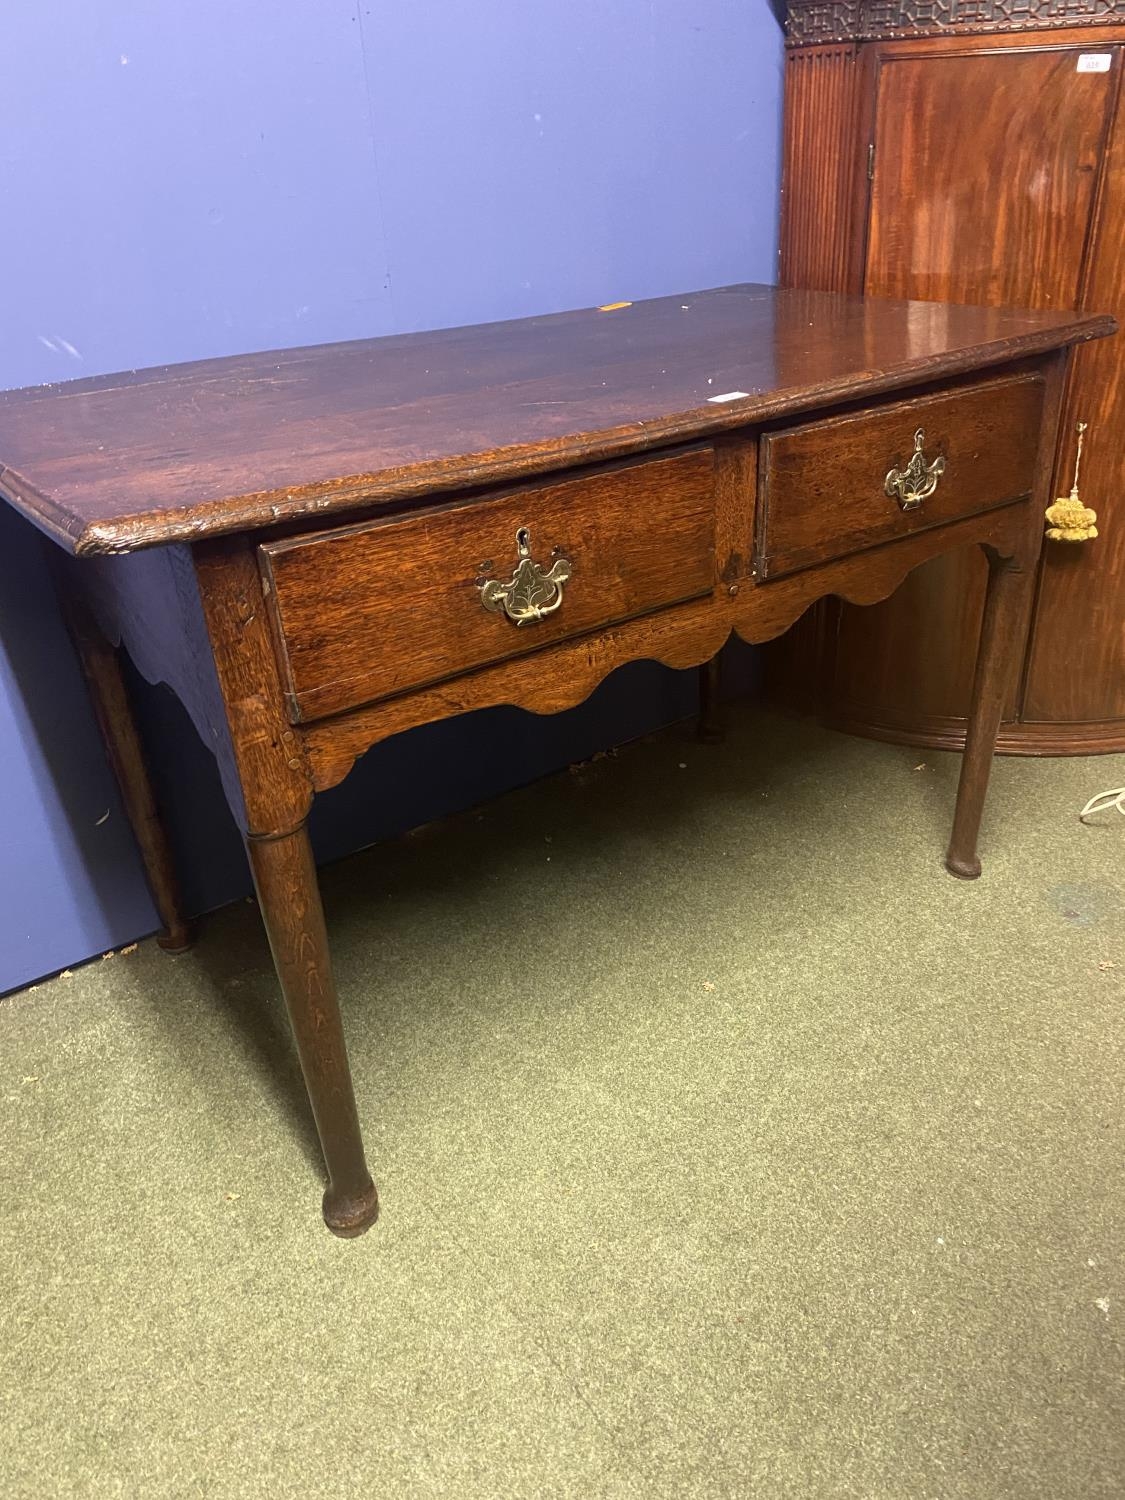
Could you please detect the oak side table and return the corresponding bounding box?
[0,286,1112,1235]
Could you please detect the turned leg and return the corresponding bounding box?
[246,824,379,1237]
[66,605,196,952]
[697,653,724,743]
[946,549,1032,880]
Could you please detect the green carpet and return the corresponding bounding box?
[2,706,1123,1498]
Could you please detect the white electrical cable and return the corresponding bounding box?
[1079,786,1125,824]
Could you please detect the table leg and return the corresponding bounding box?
[697,654,725,743]
[946,547,1032,880]
[66,606,196,953]
[245,823,380,1237]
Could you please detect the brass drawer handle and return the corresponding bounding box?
[885,428,946,512]
[479,527,571,626]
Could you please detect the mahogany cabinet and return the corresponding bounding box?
[778,3,1125,753]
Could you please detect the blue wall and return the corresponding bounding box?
[0,1,783,991]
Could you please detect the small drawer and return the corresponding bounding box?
[754,374,1045,580]
[260,447,716,722]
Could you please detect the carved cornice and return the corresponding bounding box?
[786,0,1125,46]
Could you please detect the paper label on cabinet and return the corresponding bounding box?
[1077,54,1112,72]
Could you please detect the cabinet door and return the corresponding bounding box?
[831,45,1118,741]
[865,49,1111,309]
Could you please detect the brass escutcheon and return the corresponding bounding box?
[479,527,571,625]
[885,428,946,511]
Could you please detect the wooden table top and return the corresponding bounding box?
[0,284,1112,556]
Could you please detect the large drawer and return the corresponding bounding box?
[754,373,1045,580]
[260,447,717,722]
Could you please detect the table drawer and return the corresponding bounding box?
[260,448,717,722]
[754,374,1045,580]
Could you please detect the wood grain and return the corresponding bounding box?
[756,373,1044,579]
[193,539,314,837]
[865,48,1113,308]
[260,448,716,723]
[0,285,1110,556]
[301,499,1034,795]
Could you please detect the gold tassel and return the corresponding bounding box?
[1045,421,1098,542]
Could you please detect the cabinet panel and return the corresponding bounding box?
[831,546,990,729]
[865,49,1112,309]
[780,44,865,293]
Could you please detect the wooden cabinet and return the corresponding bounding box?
[779,7,1125,754]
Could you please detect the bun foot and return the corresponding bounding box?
[323,1178,380,1238]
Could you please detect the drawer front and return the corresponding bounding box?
[261,448,716,722]
[755,374,1045,580]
